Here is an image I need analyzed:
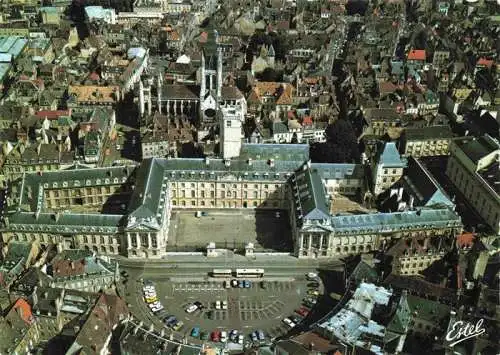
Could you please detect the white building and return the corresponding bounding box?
[84,6,117,24]
[220,107,244,160]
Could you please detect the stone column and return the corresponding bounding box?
[181,100,184,114]
[319,235,323,252]
[167,100,170,114]
[136,234,140,248]
[127,234,132,249]
[148,234,152,249]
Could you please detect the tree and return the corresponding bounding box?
[310,119,360,163]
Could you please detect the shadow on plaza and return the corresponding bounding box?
[254,209,294,252]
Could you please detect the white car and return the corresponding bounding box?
[143,286,155,292]
[220,331,227,342]
[224,280,231,288]
[283,318,296,328]
[215,300,221,310]
[238,334,244,344]
[185,304,198,313]
[150,303,163,312]
[222,301,228,310]
[306,272,318,280]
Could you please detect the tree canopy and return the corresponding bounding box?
[310,119,360,163]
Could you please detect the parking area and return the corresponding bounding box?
[168,210,293,251]
[142,277,318,348]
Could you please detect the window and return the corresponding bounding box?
[253,191,258,198]
[201,191,205,198]
[221,191,225,198]
[191,200,196,206]
[227,191,231,197]
[210,191,214,198]
[191,190,195,198]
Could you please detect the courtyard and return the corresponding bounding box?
[167,210,293,252]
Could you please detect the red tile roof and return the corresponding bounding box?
[11,298,34,324]
[456,232,475,249]
[476,58,494,68]
[407,49,426,61]
[52,259,86,277]
[35,110,71,119]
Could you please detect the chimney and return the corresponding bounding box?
[247,158,252,166]
[224,159,230,167]
[205,157,210,166]
[269,159,275,167]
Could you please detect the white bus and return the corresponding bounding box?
[235,268,264,278]
[212,269,232,278]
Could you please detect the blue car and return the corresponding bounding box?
[238,280,245,288]
[165,316,177,327]
[191,327,200,337]
[244,280,251,288]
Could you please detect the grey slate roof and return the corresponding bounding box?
[377,141,405,167]
[312,163,364,180]
[292,165,330,222]
[331,208,461,235]
[239,143,310,162]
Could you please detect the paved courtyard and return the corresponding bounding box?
[168,210,293,251]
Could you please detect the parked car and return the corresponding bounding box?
[296,307,309,317]
[290,315,303,324]
[194,301,204,310]
[250,332,258,341]
[244,280,251,288]
[238,334,244,344]
[307,290,320,296]
[145,296,158,304]
[185,304,198,313]
[191,327,200,337]
[306,272,318,280]
[304,297,318,304]
[283,318,296,328]
[238,280,245,288]
[200,331,209,340]
[224,280,231,288]
[222,300,228,310]
[229,329,238,341]
[211,330,221,342]
[308,282,320,288]
[231,279,239,287]
[215,300,221,309]
[220,331,227,342]
[257,330,265,341]
[165,316,177,326]
[260,281,267,289]
[173,321,184,331]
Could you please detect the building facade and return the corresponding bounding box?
[446,135,500,235]
[400,125,453,157]
[372,142,406,196]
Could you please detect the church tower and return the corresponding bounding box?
[199,29,222,121]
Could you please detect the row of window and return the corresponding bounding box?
[172,200,281,208]
[172,190,281,199]
[174,182,281,189]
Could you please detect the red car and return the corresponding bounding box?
[211,330,221,342]
[296,307,309,317]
